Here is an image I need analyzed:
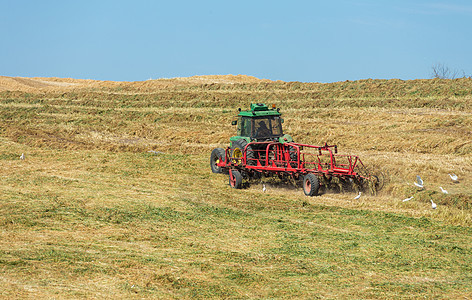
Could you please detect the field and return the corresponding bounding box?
[1,75,472,298]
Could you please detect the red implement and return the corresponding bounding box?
[215,141,383,196]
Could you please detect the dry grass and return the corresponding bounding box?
[1,75,472,298]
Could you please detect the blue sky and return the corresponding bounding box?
[1,0,471,83]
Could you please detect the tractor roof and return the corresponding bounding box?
[238,103,281,117]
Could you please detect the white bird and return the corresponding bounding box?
[148,150,164,155]
[20,153,25,160]
[262,184,266,193]
[448,173,459,182]
[354,192,361,200]
[414,175,424,189]
[430,199,437,209]
[439,186,448,194]
[402,196,414,202]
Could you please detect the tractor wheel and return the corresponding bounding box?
[229,169,242,189]
[289,145,298,168]
[231,139,256,166]
[246,144,256,166]
[231,139,247,163]
[303,173,319,196]
[210,148,225,173]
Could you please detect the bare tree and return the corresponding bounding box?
[431,63,466,79]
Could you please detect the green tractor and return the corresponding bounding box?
[210,103,386,195]
[211,103,294,173]
[231,103,293,143]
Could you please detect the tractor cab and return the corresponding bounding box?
[230,103,293,144]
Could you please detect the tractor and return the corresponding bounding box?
[210,103,384,196]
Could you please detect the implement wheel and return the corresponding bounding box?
[229,170,242,189]
[210,148,225,173]
[303,173,319,196]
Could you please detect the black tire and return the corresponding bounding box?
[231,139,247,160]
[303,173,319,196]
[229,169,243,189]
[232,139,257,166]
[246,144,256,166]
[288,145,298,168]
[210,148,225,173]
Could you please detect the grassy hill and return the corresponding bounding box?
[1,75,471,298]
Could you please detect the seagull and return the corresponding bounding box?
[439,187,448,194]
[448,173,459,182]
[354,192,361,200]
[430,199,437,209]
[402,196,414,202]
[148,150,164,155]
[20,153,25,160]
[414,175,424,189]
[262,184,266,193]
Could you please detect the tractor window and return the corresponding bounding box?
[255,119,270,137]
[236,116,242,136]
[254,116,283,138]
[271,116,283,136]
[240,117,252,137]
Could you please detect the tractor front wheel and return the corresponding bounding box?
[303,173,319,196]
[229,170,243,189]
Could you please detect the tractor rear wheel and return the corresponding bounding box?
[229,169,242,189]
[303,173,319,196]
[246,144,256,166]
[210,148,225,173]
[231,139,256,166]
[289,145,298,168]
[231,139,247,163]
